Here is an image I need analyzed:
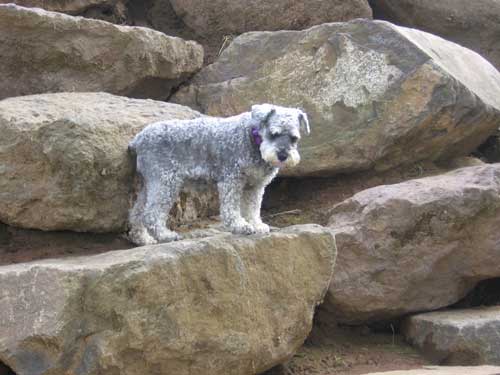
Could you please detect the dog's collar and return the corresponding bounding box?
[251,126,262,146]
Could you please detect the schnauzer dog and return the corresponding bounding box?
[128,104,310,246]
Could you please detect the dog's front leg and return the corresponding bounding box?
[241,183,270,234]
[217,178,255,235]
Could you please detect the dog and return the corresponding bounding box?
[127,104,310,246]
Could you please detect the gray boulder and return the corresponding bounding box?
[169,0,372,38]
[323,164,500,323]
[0,92,211,233]
[0,225,336,375]
[370,0,500,70]
[172,19,500,177]
[0,4,203,100]
[402,307,500,365]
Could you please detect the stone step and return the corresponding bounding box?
[402,307,500,365]
[0,224,336,375]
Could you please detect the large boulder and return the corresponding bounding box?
[402,307,500,365]
[0,225,336,375]
[169,0,372,38]
[370,0,500,70]
[0,92,213,233]
[322,164,500,323]
[0,4,203,100]
[172,19,500,177]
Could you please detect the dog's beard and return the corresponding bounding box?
[260,141,300,168]
[286,149,301,167]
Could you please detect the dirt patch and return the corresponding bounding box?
[264,161,446,228]
[265,323,429,375]
[0,223,133,266]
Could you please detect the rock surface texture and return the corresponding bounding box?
[0,225,336,375]
[0,0,373,64]
[0,0,128,22]
[0,4,203,100]
[323,164,500,323]
[173,19,500,177]
[370,0,500,70]
[402,307,500,365]
[364,366,500,375]
[168,0,372,38]
[0,92,210,233]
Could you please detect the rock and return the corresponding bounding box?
[0,92,214,233]
[322,164,500,323]
[169,0,372,38]
[0,0,128,22]
[370,0,500,70]
[172,19,500,177]
[0,225,336,375]
[0,0,372,65]
[0,0,118,14]
[0,4,203,100]
[363,366,500,375]
[402,307,500,365]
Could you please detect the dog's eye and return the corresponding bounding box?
[270,132,279,139]
[290,136,299,143]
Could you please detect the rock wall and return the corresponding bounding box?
[1,0,500,372]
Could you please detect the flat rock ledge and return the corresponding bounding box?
[0,224,336,375]
[364,366,500,375]
[402,307,500,365]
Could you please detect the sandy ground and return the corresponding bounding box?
[264,323,429,375]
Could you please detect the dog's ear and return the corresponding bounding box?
[298,111,311,135]
[251,104,276,128]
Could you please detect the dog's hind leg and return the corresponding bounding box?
[142,172,183,244]
[128,177,158,246]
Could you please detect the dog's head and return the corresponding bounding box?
[251,104,310,168]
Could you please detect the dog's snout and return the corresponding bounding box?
[277,150,288,162]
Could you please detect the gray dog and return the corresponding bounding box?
[128,104,310,246]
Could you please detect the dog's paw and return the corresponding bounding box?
[156,229,182,243]
[229,219,255,235]
[127,227,158,247]
[252,222,270,234]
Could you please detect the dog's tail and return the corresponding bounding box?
[128,137,137,155]
[128,136,139,179]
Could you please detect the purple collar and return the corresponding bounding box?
[251,126,262,146]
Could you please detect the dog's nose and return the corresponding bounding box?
[277,151,288,162]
